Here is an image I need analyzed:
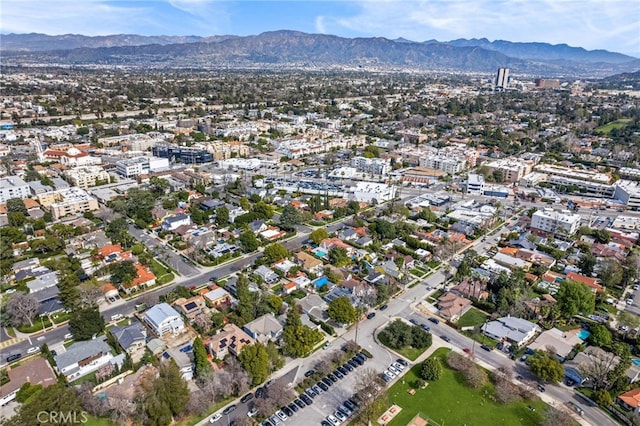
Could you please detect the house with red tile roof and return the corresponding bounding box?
[120,264,156,294]
[566,271,603,292]
[437,292,472,322]
[618,388,640,413]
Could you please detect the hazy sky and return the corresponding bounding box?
[2,0,639,56]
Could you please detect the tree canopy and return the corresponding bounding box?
[555,280,595,319]
[327,296,358,324]
[282,303,323,357]
[529,351,564,383]
[69,307,105,340]
[262,243,290,264]
[238,343,270,386]
[309,228,329,245]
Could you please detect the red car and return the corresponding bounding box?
[463,348,473,354]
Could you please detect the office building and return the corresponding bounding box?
[466,173,485,195]
[115,156,169,178]
[152,144,213,164]
[614,180,640,210]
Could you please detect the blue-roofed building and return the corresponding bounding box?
[142,303,184,337]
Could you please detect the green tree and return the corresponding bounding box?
[282,303,323,357]
[529,351,564,383]
[235,274,254,324]
[420,358,442,381]
[238,343,270,386]
[262,243,290,264]
[149,176,170,195]
[193,337,211,380]
[578,253,597,276]
[69,306,105,340]
[144,360,189,426]
[6,198,27,214]
[239,230,260,252]
[328,247,350,267]
[110,260,137,286]
[4,382,83,426]
[598,259,623,288]
[328,296,358,324]
[215,206,229,226]
[279,204,303,230]
[309,228,329,245]
[15,382,43,403]
[411,326,432,349]
[588,324,612,348]
[555,280,595,318]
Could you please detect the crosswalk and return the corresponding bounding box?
[0,337,23,350]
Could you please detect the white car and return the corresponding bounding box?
[64,333,73,340]
[27,347,39,354]
[326,414,341,426]
[388,365,398,374]
[276,410,288,421]
[209,413,222,423]
[384,369,396,379]
[334,410,347,422]
[247,408,258,417]
[627,299,634,305]
[392,362,404,371]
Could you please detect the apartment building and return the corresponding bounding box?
[466,173,485,195]
[484,158,534,183]
[38,187,99,219]
[0,176,30,203]
[419,154,466,174]
[531,208,582,235]
[350,156,391,175]
[64,166,110,189]
[115,156,169,178]
[152,144,214,164]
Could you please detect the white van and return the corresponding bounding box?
[110,314,123,321]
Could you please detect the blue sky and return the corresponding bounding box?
[2,0,639,56]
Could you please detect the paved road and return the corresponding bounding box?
[128,225,201,277]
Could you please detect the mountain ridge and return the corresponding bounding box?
[2,30,638,77]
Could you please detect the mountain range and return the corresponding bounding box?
[2,31,639,77]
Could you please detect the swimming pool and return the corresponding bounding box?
[577,329,591,340]
[633,359,640,366]
[314,249,327,257]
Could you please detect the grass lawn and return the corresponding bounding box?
[17,317,53,333]
[461,330,497,348]
[595,119,631,135]
[6,326,15,337]
[378,333,430,361]
[458,307,489,328]
[427,261,441,269]
[410,268,426,278]
[384,348,547,426]
[85,416,113,426]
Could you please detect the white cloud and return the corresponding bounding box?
[315,16,327,34]
[331,0,640,55]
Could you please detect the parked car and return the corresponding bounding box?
[463,348,473,354]
[392,362,404,371]
[440,335,451,343]
[304,369,315,377]
[396,359,408,367]
[428,317,440,324]
[222,405,236,415]
[537,384,546,392]
[480,344,493,351]
[247,408,258,417]
[281,406,293,417]
[275,410,288,421]
[326,414,341,425]
[421,324,431,332]
[334,369,344,379]
[334,410,347,422]
[6,353,21,362]
[300,394,313,405]
[344,399,357,411]
[240,393,254,403]
[379,304,388,311]
[294,398,306,408]
[209,413,222,423]
[366,312,376,320]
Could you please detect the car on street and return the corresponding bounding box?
[209,413,222,423]
[222,405,236,415]
[366,312,376,319]
[247,408,258,417]
[241,393,254,403]
[463,348,472,354]
[256,387,265,398]
[537,384,546,392]
[627,298,634,305]
[6,353,21,362]
[27,347,39,354]
[379,304,388,311]
[388,365,398,374]
[409,318,418,325]
[440,335,451,342]
[421,324,430,332]
[480,344,493,351]
[428,317,440,324]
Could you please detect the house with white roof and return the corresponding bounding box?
[142,303,185,337]
[482,316,540,347]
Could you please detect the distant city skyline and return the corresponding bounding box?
[2,0,639,57]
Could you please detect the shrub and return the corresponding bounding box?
[446,351,473,371]
[462,365,488,389]
[420,358,442,381]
